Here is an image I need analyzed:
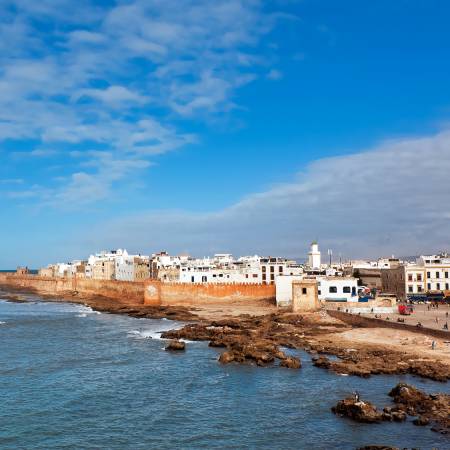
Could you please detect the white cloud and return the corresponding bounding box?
[0,0,285,207]
[267,68,283,80]
[74,85,150,107]
[89,131,450,259]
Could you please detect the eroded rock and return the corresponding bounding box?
[332,397,383,423]
[165,340,185,351]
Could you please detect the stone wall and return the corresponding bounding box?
[328,310,450,340]
[144,280,275,306]
[0,274,276,307]
[0,273,145,305]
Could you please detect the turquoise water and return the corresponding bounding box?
[0,293,448,450]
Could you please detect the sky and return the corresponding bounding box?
[1,0,450,268]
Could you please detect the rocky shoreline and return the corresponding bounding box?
[161,313,450,382]
[2,285,450,381]
[332,383,449,434]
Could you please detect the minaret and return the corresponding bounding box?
[308,241,321,269]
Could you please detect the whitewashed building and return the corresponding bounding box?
[317,277,359,302]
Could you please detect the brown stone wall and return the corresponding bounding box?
[144,280,275,306]
[0,274,275,307]
[0,273,145,305]
[292,280,319,312]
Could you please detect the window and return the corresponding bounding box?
[270,274,274,281]
[427,283,431,290]
[408,286,413,293]
[446,272,449,279]
[270,266,274,273]
[302,288,307,295]
[191,276,195,283]
[318,290,321,295]
[343,286,351,293]
[408,274,413,281]
[253,274,258,278]
[417,274,422,282]
[329,286,337,293]
[446,283,449,290]
[279,266,283,273]
[436,272,440,279]
[417,286,423,292]
[262,266,266,273]
[202,276,207,283]
[427,272,431,278]
[245,274,248,279]
[262,274,266,281]
[437,283,441,290]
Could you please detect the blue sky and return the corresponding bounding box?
[1,0,450,267]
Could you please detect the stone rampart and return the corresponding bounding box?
[144,280,276,306]
[0,274,276,307]
[0,273,145,305]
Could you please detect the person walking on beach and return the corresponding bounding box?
[443,322,448,330]
[431,340,436,350]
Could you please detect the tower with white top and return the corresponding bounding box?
[308,241,321,269]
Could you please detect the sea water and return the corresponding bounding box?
[0,293,449,450]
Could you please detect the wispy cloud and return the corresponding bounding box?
[90,130,450,259]
[266,69,283,80]
[0,0,285,207]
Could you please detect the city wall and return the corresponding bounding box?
[0,274,276,307]
[0,273,145,304]
[144,280,276,306]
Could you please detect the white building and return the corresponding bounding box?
[276,275,359,307]
[417,254,450,292]
[317,277,359,302]
[175,254,302,284]
[308,241,321,269]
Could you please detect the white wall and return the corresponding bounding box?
[317,277,359,302]
[275,275,304,307]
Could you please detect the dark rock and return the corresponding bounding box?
[312,355,331,369]
[413,416,430,426]
[357,447,399,450]
[165,340,185,351]
[280,356,301,369]
[332,397,383,423]
[219,351,235,364]
[389,383,450,433]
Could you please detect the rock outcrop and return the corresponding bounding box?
[332,397,384,423]
[165,340,185,351]
[388,383,450,434]
[334,384,449,434]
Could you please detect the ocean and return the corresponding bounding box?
[0,292,448,449]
